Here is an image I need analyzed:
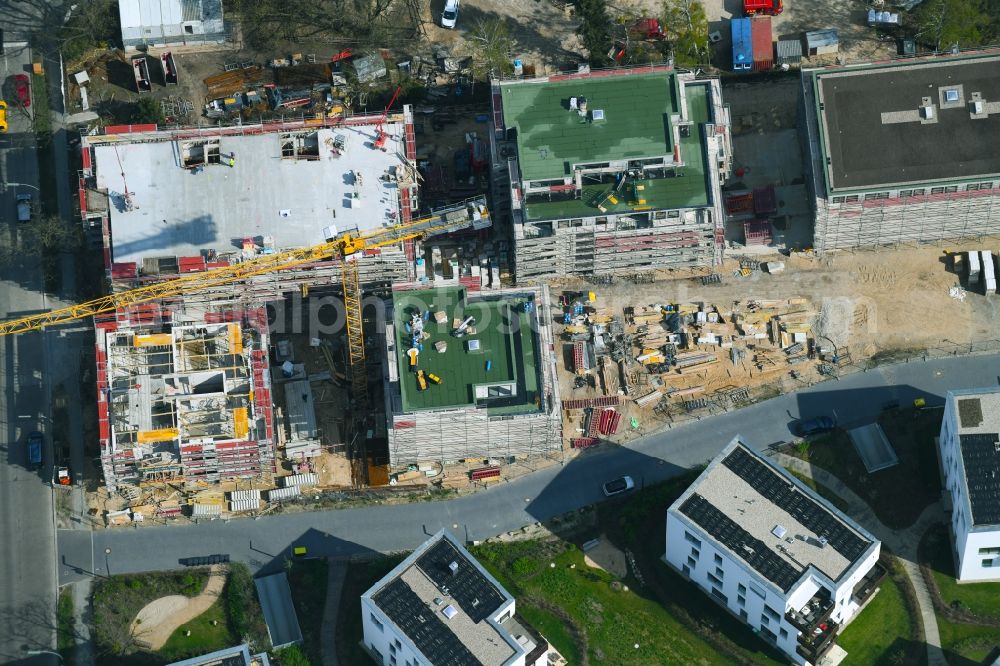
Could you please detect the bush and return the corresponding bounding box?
[276,644,311,666]
[225,563,270,652]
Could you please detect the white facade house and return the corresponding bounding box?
[940,388,1000,582]
[665,438,884,665]
[361,530,549,666]
[119,0,226,51]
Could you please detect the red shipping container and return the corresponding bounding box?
[751,17,774,71]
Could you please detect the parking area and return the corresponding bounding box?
[722,76,813,249]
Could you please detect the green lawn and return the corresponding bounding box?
[158,599,235,662]
[787,408,942,529]
[287,559,329,664]
[474,542,732,666]
[837,572,915,665]
[788,469,851,513]
[920,524,1000,619]
[938,617,1000,664]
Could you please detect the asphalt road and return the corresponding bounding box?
[0,42,62,666]
[58,352,1000,584]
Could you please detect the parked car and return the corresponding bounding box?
[16,193,32,222]
[0,100,7,133]
[791,415,836,438]
[441,0,459,28]
[27,431,43,468]
[603,475,635,497]
[12,74,30,108]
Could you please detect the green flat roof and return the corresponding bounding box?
[520,81,712,221]
[394,288,541,414]
[501,72,679,182]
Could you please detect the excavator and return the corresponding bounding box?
[0,197,490,412]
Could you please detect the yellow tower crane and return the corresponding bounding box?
[0,198,490,409]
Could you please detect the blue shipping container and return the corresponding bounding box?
[732,18,753,72]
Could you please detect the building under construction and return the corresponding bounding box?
[489,66,732,281]
[95,305,274,492]
[802,51,1000,251]
[382,285,561,467]
[80,110,421,293]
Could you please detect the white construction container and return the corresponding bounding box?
[267,486,302,501]
[229,489,261,503]
[967,251,981,286]
[228,499,260,513]
[982,250,996,293]
[281,473,318,488]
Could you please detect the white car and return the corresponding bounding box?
[16,193,32,223]
[603,475,635,497]
[441,0,459,28]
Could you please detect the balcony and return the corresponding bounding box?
[851,562,887,607]
[796,618,839,664]
[785,588,834,634]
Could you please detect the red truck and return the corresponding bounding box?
[744,0,783,16]
[628,18,665,40]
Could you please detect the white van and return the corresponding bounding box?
[16,193,32,223]
[441,0,459,28]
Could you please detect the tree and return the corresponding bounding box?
[468,19,516,81]
[662,0,709,66]
[130,97,164,125]
[914,0,991,51]
[576,0,613,67]
[275,644,311,666]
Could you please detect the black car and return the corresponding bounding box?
[791,415,836,438]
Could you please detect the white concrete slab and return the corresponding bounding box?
[93,123,406,264]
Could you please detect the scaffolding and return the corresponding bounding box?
[382,285,562,467]
[97,305,274,492]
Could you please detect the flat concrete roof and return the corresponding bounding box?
[254,572,303,650]
[392,288,540,414]
[501,71,678,182]
[814,54,1000,191]
[93,123,406,264]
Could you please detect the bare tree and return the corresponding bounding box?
[468,19,516,81]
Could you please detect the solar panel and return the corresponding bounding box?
[373,578,483,666]
[416,540,505,624]
[722,447,869,564]
[681,493,802,591]
[959,433,1000,526]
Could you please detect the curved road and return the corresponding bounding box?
[58,352,1000,582]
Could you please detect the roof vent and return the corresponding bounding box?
[591,109,606,121]
[772,525,787,539]
[433,597,444,605]
[442,604,458,620]
[448,560,459,576]
[818,536,828,548]
[920,106,935,120]
[971,100,985,114]
[945,89,960,103]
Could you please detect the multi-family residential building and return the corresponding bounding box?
[361,529,549,666]
[490,66,732,281]
[665,438,885,665]
[939,388,1000,582]
[802,51,1000,251]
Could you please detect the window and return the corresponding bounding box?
[844,195,860,203]
[390,643,397,655]
[749,582,767,599]
[780,628,789,640]
[714,553,723,566]
[831,196,845,204]
[761,614,769,626]
[738,595,746,607]
[395,639,402,649]
[967,184,981,191]
[184,24,194,34]
[739,609,748,621]
[864,192,889,200]
[687,556,697,569]
[390,656,397,666]
[984,559,997,568]
[760,627,777,642]
[708,571,723,587]
[945,185,958,193]
[899,188,926,197]
[763,605,781,622]
[682,564,691,577]
[370,613,384,632]
[667,210,681,218]
[738,584,747,595]
[711,587,727,603]
[979,182,993,189]
[714,567,725,580]
[685,531,702,547]
[372,647,384,665]
[930,187,945,194]
[978,547,1000,556]
[690,546,700,559]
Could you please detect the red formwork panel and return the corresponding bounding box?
[470,466,501,481]
[751,17,774,71]
[744,220,773,245]
[177,256,207,273]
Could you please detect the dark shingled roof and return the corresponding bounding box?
[958,433,1000,526]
